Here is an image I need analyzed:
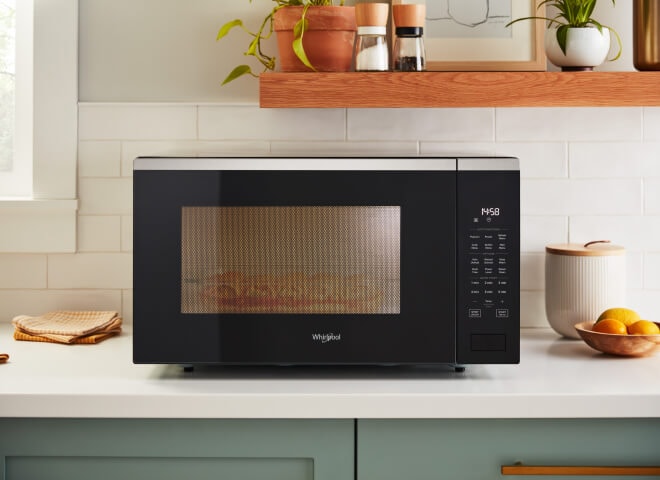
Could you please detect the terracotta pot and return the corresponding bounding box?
[273,6,356,72]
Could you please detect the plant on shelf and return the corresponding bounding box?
[507,0,622,70]
[217,0,354,85]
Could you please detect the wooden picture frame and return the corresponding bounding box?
[391,0,546,72]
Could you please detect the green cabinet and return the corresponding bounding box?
[357,418,660,480]
[3,417,660,480]
[0,419,354,480]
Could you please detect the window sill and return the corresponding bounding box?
[0,199,78,252]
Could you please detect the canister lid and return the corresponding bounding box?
[545,240,625,256]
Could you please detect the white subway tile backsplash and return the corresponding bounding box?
[48,253,132,289]
[78,141,121,177]
[0,255,47,289]
[520,253,545,291]
[521,216,568,252]
[79,104,197,140]
[643,107,660,141]
[569,142,660,178]
[643,253,660,289]
[78,216,121,252]
[495,142,568,178]
[121,140,271,176]
[645,178,660,214]
[570,216,660,251]
[0,290,123,322]
[522,179,642,215]
[348,108,494,142]
[78,178,133,215]
[122,289,133,325]
[497,108,642,142]
[121,216,133,252]
[199,106,346,141]
[520,291,547,328]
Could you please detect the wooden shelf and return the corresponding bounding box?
[259,71,660,108]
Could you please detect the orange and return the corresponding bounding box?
[592,318,627,335]
[596,307,640,327]
[627,320,660,335]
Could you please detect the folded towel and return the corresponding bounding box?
[12,311,122,344]
[0,353,8,364]
[13,329,118,344]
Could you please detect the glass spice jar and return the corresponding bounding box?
[392,4,426,72]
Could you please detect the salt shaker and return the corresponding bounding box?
[354,3,390,71]
[392,4,426,72]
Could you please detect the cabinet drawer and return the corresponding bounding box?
[0,419,354,480]
[358,419,660,480]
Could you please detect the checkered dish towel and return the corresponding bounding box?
[12,311,122,344]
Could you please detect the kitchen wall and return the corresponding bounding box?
[1,0,659,327]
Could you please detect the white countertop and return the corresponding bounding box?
[0,324,658,419]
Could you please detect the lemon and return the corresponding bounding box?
[596,307,640,327]
[627,320,660,335]
[592,318,627,335]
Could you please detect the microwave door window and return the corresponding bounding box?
[180,206,401,315]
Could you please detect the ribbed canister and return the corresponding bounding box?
[545,242,626,339]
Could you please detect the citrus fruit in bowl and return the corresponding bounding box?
[575,319,660,357]
[595,307,641,327]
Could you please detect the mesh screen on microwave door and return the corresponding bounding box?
[181,206,401,314]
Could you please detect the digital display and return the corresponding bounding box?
[481,207,500,216]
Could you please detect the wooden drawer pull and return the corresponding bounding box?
[502,463,660,476]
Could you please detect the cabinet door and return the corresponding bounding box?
[358,418,660,480]
[0,419,354,480]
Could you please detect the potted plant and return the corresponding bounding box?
[507,0,622,71]
[217,0,356,85]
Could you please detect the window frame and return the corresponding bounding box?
[0,0,78,253]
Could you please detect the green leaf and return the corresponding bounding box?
[221,65,252,85]
[556,24,569,56]
[293,18,308,38]
[217,19,243,40]
[292,36,315,71]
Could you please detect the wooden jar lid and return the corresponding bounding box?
[545,240,625,256]
[392,3,425,27]
[356,2,389,27]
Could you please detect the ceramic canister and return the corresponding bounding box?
[545,241,626,339]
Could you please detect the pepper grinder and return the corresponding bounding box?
[353,3,390,71]
[392,3,426,72]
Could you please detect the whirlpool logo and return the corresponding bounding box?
[312,333,342,344]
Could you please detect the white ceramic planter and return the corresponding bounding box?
[545,27,611,71]
[545,242,626,339]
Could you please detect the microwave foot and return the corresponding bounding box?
[182,364,195,373]
[453,364,466,373]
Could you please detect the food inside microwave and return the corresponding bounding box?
[199,270,383,314]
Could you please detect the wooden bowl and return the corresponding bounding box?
[574,321,660,357]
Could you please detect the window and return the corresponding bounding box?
[0,0,78,253]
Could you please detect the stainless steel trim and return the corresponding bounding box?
[134,156,520,172]
[134,157,458,171]
[458,157,519,171]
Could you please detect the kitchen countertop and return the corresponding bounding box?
[0,324,658,419]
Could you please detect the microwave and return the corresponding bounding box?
[133,156,520,370]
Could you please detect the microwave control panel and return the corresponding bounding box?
[465,228,512,320]
[456,168,520,364]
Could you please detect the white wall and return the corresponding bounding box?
[2,1,659,329]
